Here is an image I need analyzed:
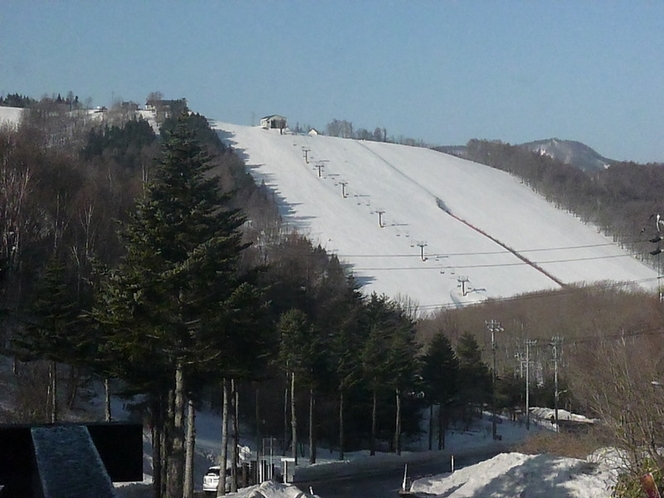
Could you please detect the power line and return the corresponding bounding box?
[337,242,619,259]
[352,252,634,272]
[413,277,658,311]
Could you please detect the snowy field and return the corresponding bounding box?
[0,106,22,127]
[214,122,658,313]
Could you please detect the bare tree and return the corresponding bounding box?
[570,330,664,475]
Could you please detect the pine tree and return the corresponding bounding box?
[13,255,80,422]
[421,331,459,449]
[95,112,263,498]
[277,308,319,465]
[361,293,419,455]
[456,332,491,430]
[325,272,366,460]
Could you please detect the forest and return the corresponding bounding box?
[1,96,664,498]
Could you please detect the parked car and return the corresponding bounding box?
[203,466,231,495]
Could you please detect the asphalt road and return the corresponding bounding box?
[297,448,505,498]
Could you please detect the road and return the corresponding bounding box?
[297,448,505,498]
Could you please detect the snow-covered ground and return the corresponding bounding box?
[111,405,618,498]
[409,449,619,498]
[213,122,658,313]
[0,106,22,127]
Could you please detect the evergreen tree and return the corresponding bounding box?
[277,308,322,465]
[13,255,80,422]
[456,332,491,429]
[324,271,366,460]
[361,293,419,455]
[421,331,459,449]
[95,112,262,498]
[384,303,419,455]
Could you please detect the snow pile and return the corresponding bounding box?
[410,451,617,498]
[226,481,317,498]
[531,406,598,424]
[116,480,316,498]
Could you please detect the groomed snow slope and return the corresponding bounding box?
[215,122,658,312]
[0,106,23,127]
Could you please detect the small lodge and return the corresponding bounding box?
[260,114,287,131]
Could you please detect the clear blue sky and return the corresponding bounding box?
[2,1,663,163]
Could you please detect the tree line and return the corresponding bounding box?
[0,100,502,497]
[5,96,663,497]
[0,93,37,108]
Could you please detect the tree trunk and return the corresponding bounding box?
[291,370,298,465]
[166,361,185,498]
[49,361,57,423]
[255,384,261,473]
[231,379,238,492]
[394,387,402,455]
[438,405,446,450]
[308,387,316,464]
[151,394,164,498]
[152,410,161,498]
[217,379,229,497]
[338,389,345,460]
[66,365,79,411]
[104,377,112,422]
[184,397,196,498]
[161,418,169,498]
[370,386,377,456]
[428,404,433,451]
[283,380,289,456]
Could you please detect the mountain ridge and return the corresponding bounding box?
[519,138,613,172]
[438,137,615,172]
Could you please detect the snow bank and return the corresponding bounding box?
[410,451,617,498]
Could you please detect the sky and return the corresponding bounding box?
[2,2,664,163]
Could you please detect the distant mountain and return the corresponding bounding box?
[518,138,614,172]
[437,138,615,173]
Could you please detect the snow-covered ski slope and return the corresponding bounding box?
[0,106,23,127]
[215,122,657,313]
[1,105,653,312]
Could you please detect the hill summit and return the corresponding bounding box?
[519,138,613,172]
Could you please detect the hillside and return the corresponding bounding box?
[214,122,658,312]
[438,138,613,172]
[519,138,613,172]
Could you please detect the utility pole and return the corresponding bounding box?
[524,339,537,430]
[486,320,503,440]
[648,213,663,301]
[550,336,563,431]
